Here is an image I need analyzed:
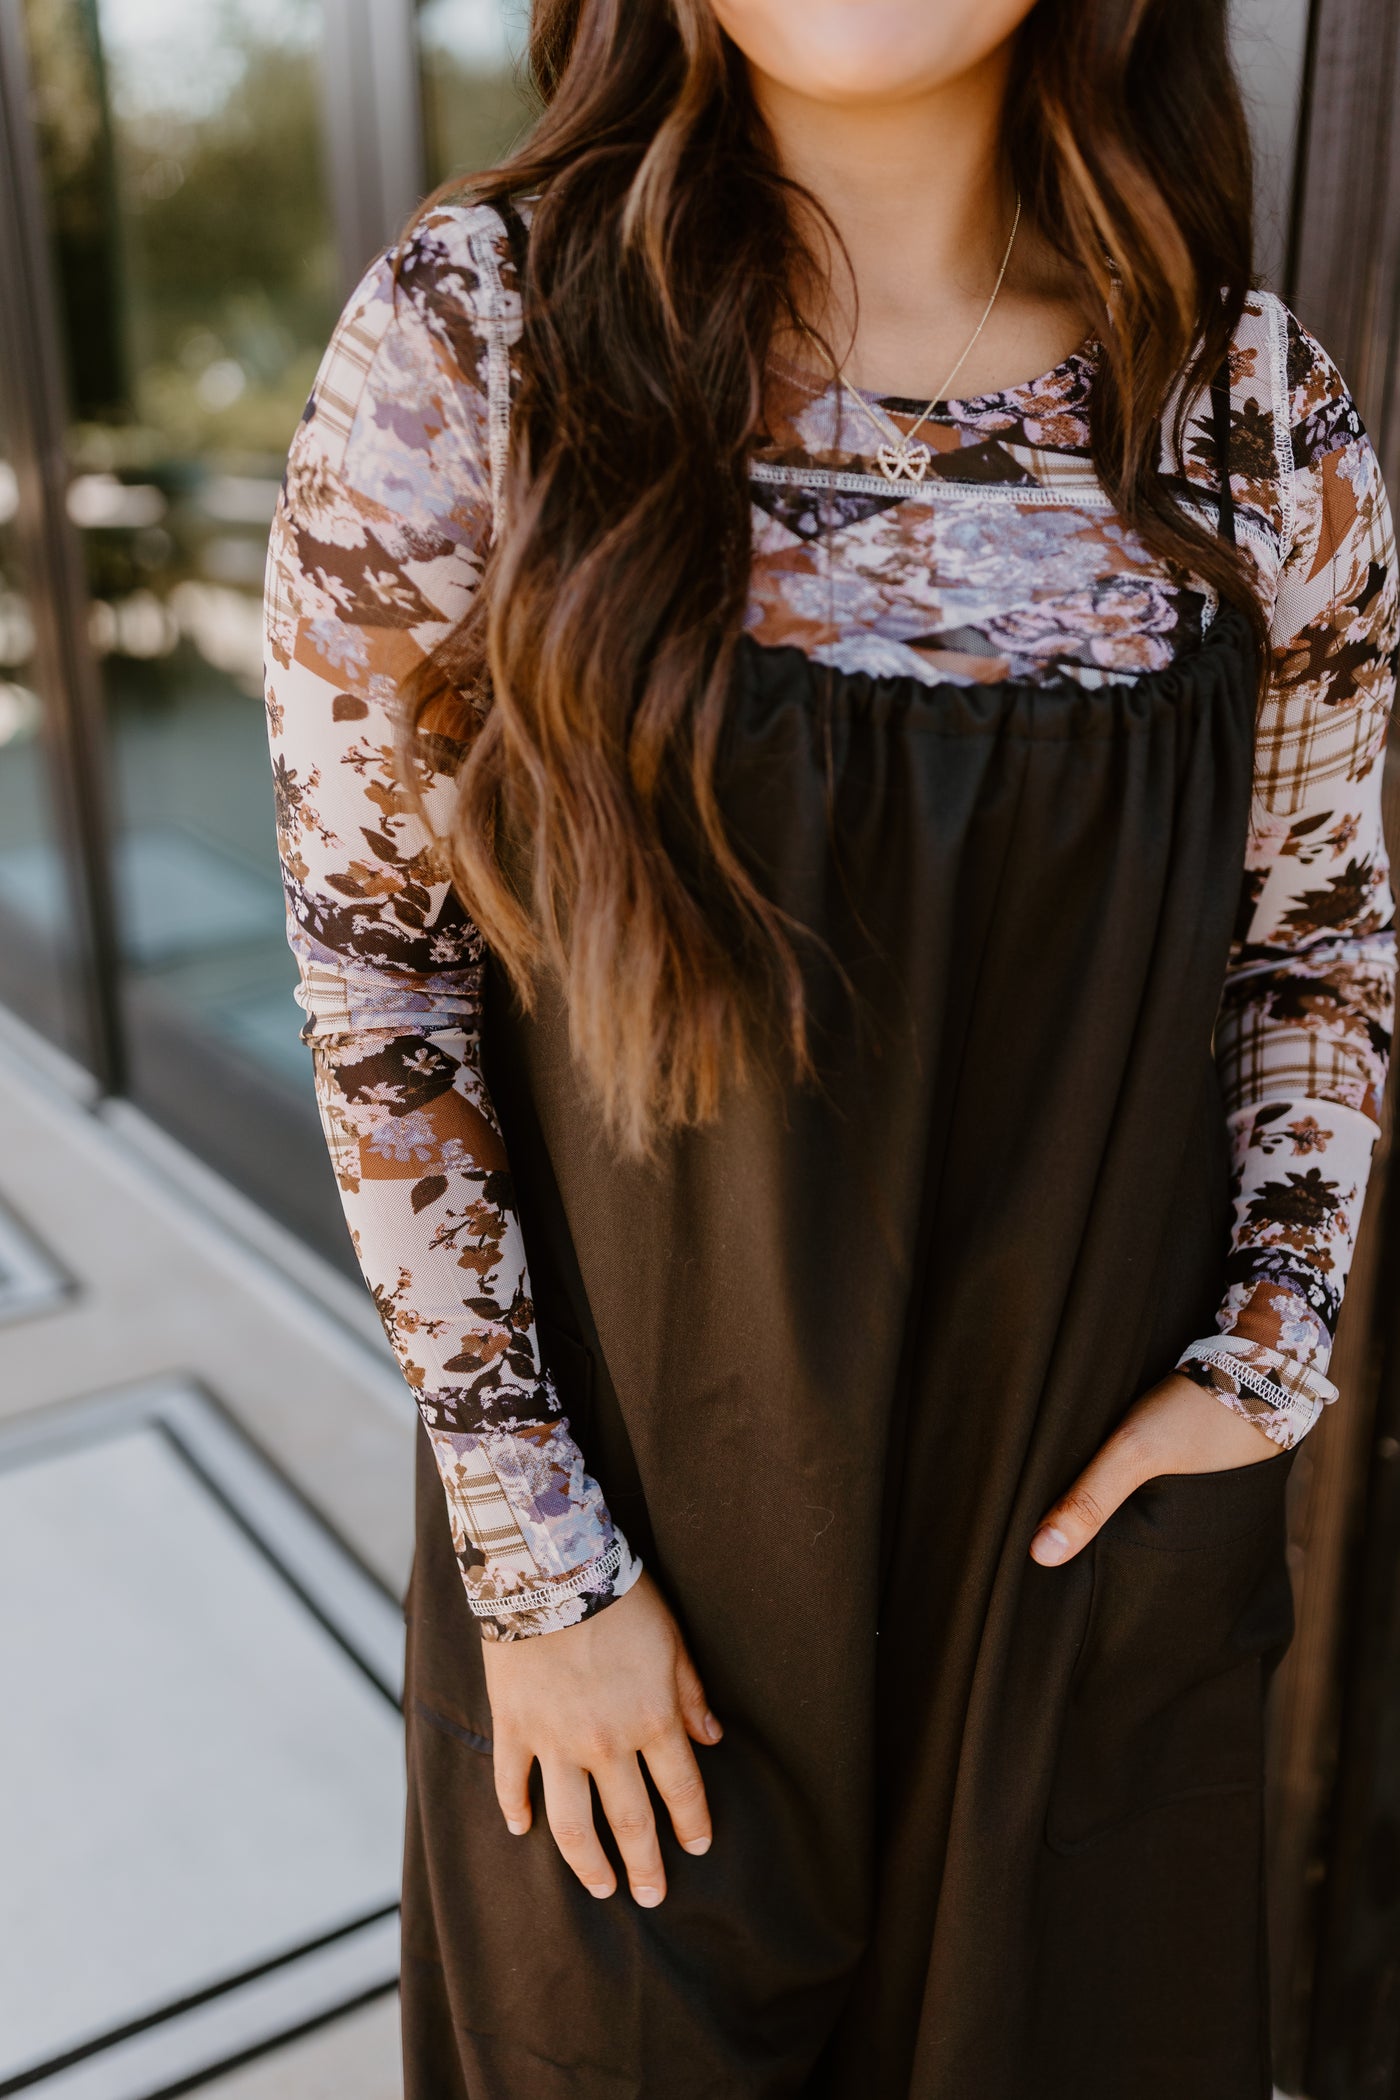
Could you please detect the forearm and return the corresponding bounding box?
[305,1010,641,1639]
[1174,355,1396,1442]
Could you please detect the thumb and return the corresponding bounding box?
[1030,1430,1149,1568]
[675,1645,723,1747]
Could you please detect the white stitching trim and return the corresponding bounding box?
[751,463,1276,556]
[1190,1351,1330,1426]
[470,214,514,535]
[748,460,1118,507]
[1199,1355,1293,1411]
[1181,1331,1339,1403]
[1262,289,1296,561]
[467,1538,628,1619]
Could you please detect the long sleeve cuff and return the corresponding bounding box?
[1174,1333,1338,1448]
[466,1538,644,1641]
[426,1420,642,1642]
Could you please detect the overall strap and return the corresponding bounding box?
[1209,361,1236,547]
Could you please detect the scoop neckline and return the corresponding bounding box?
[766,333,1100,419]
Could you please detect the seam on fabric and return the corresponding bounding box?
[1189,1344,1334,1407]
[738,603,1254,723]
[1221,1077,1384,1132]
[470,210,514,533]
[467,1537,626,1618]
[1264,290,1296,560]
[1110,1505,1287,1543]
[1180,1329,1340,1400]
[749,460,1119,508]
[412,1698,494,1756]
[1176,495,1275,558]
[1194,1355,1303,1414]
[751,465,1276,569]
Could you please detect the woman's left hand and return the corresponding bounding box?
[1029,1371,1282,1567]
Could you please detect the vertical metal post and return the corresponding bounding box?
[1230,0,1313,291]
[1277,1,1400,2089]
[319,0,427,300]
[1289,0,1400,483]
[0,0,124,1091]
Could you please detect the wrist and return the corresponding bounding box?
[466,1536,643,1644]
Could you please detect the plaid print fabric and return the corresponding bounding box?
[1178,1335,1337,1446]
[263,207,1395,1638]
[749,287,1396,1448]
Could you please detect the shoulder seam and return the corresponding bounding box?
[1261,290,1297,561]
[462,203,518,534]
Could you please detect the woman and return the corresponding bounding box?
[263,1,1396,2092]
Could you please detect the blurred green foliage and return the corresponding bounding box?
[23,0,128,420]
[25,0,337,468]
[421,52,534,192]
[25,0,539,470]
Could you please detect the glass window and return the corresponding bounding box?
[23,0,354,1261]
[0,424,83,1057]
[418,0,532,191]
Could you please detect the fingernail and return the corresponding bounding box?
[1031,1526,1070,1566]
[586,1882,613,1899]
[703,1712,722,1743]
[682,1836,711,1856]
[633,1884,664,1907]
[506,1819,527,1835]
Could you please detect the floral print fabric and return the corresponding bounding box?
[263,201,1396,1636]
[751,299,1398,1445]
[263,211,640,1640]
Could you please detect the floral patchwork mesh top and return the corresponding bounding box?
[263,202,1397,1642]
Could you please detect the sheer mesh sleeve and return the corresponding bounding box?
[263,204,640,1637]
[1176,310,1397,1443]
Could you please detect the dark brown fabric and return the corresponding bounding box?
[400,608,1295,2098]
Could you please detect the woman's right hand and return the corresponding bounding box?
[480,1570,723,1906]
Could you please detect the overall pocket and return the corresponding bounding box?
[1046,1448,1295,1853]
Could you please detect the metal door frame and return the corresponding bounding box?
[0,0,124,1087]
[1270,0,1400,2089]
[0,0,429,1075]
[1288,0,1400,483]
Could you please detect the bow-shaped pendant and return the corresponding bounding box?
[876,441,931,483]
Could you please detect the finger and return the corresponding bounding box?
[641,1725,713,1857]
[1030,1429,1151,1567]
[540,1758,616,1899]
[493,1735,534,1837]
[594,1756,666,1907]
[674,1647,723,1747]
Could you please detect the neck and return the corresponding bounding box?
[748,46,1087,403]
[751,52,1015,373]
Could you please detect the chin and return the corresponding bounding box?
[772,55,942,103]
[713,0,1034,103]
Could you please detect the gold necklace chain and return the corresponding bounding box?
[800,191,1023,485]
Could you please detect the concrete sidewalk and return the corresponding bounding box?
[0,1015,414,2099]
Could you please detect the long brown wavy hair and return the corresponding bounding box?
[400,0,1263,1154]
